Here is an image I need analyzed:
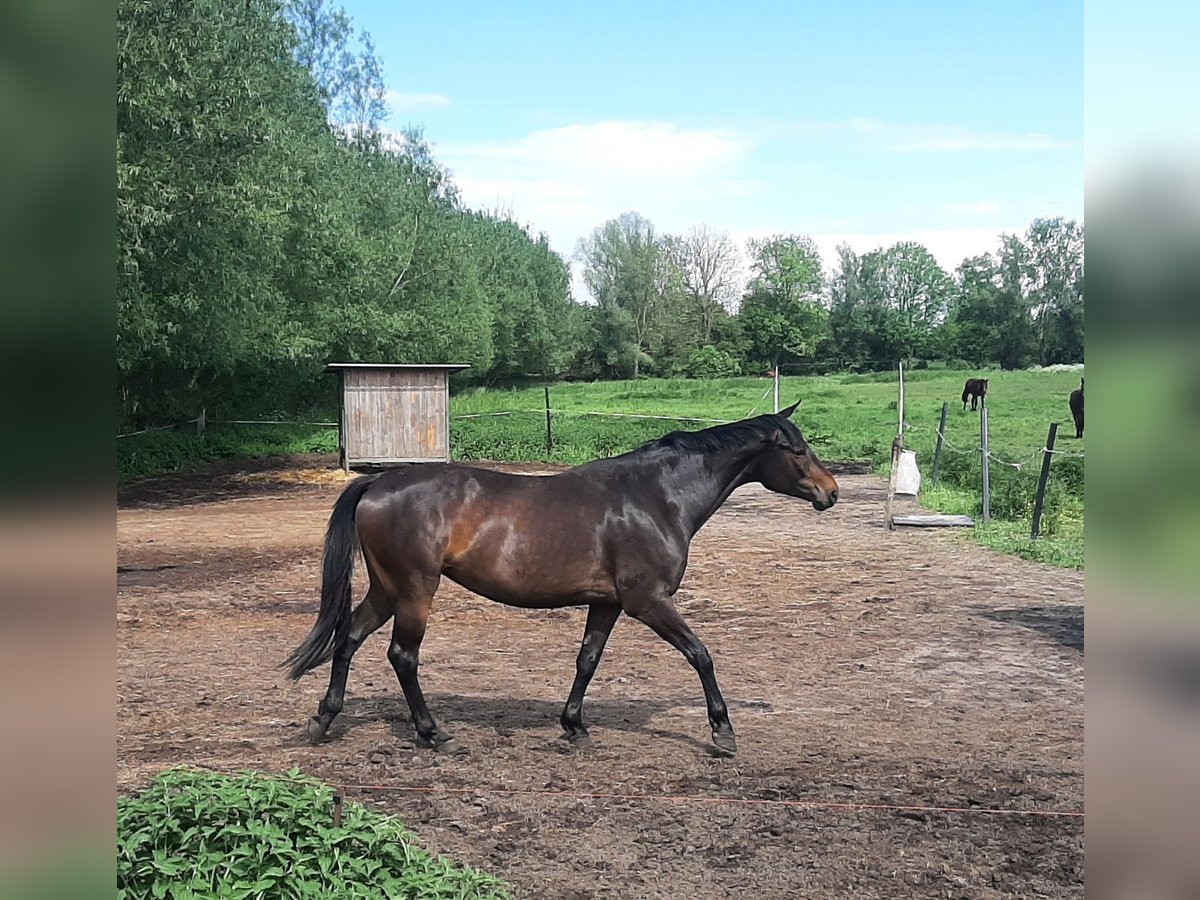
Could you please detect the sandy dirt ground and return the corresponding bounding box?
[118,455,1083,898]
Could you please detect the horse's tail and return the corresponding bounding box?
[283,474,379,680]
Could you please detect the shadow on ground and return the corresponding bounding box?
[976,605,1083,652]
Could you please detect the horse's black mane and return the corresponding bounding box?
[640,413,803,455]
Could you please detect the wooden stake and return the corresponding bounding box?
[544,384,553,455]
[931,402,948,484]
[1030,422,1058,539]
[884,435,902,531]
[884,362,905,530]
[980,404,991,523]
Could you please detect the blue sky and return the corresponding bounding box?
[341,0,1082,274]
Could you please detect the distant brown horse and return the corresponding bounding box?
[284,404,839,756]
[962,378,988,411]
[1069,378,1084,438]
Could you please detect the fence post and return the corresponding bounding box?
[196,408,206,437]
[1030,422,1059,539]
[980,403,991,523]
[773,366,780,413]
[544,385,553,455]
[931,401,948,484]
[884,361,905,530]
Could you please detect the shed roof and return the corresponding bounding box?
[325,363,471,372]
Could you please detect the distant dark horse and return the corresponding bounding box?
[962,378,988,411]
[284,403,839,756]
[1069,378,1084,438]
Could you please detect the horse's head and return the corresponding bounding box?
[751,401,839,511]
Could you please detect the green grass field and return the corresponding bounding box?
[118,367,1083,568]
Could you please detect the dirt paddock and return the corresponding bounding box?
[118,456,1083,898]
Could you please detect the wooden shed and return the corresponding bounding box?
[326,363,470,471]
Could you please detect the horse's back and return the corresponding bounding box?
[354,463,624,607]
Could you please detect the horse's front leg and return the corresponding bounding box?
[629,596,736,756]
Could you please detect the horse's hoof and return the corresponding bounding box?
[567,733,593,751]
[427,736,460,754]
[710,731,737,756]
[306,717,327,745]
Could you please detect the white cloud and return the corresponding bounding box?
[437,120,756,262]
[386,90,452,113]
[427,115,1074,302]
[443,120,747,176]
[811,228,1015,272]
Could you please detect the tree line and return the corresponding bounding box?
[576,213,1083,380]
[117,0,1083,427]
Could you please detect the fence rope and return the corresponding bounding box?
[210,419,338,427]
[337,782,1084,820]
[181,764,1081,821]
[116,420,199,439]
[745,383,775,418]
[904,422,1083,471]
[451,409,732,425]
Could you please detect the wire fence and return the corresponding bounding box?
[117,408,737,439]
[904,420,1084,472]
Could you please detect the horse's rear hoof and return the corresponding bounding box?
[567,733,593,751]
[306,717,327,745]
[710,731,737,756]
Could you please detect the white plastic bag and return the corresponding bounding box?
[895,449,921,496]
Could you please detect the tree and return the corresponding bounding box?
[947,252,1036,370]
[118,0,334,421]
[826,240,953,365]
[739,234,827,370]
[576,212,670,378]
[662,225,744,343]
[1022,217,1085,364]
[284,0,387,141]
[117,0,577,422]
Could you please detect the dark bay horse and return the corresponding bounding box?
[283,403,839,756]
[1069,378,1084,438]
[962,377,988,411]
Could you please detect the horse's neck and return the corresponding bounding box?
[665,446,759,537]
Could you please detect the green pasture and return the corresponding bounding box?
[118,368,1083,568]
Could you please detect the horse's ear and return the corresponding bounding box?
[780,400,801,419]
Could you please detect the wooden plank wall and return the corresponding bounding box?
[342,368,448,463]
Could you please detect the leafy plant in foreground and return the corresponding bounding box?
[117,769,510,899]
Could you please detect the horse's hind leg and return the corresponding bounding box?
[560,604,621,748]
[307,588,393,744]
[386,581,455,750]
[631,597,736,756]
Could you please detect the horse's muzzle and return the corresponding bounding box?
[810,487,838,511]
